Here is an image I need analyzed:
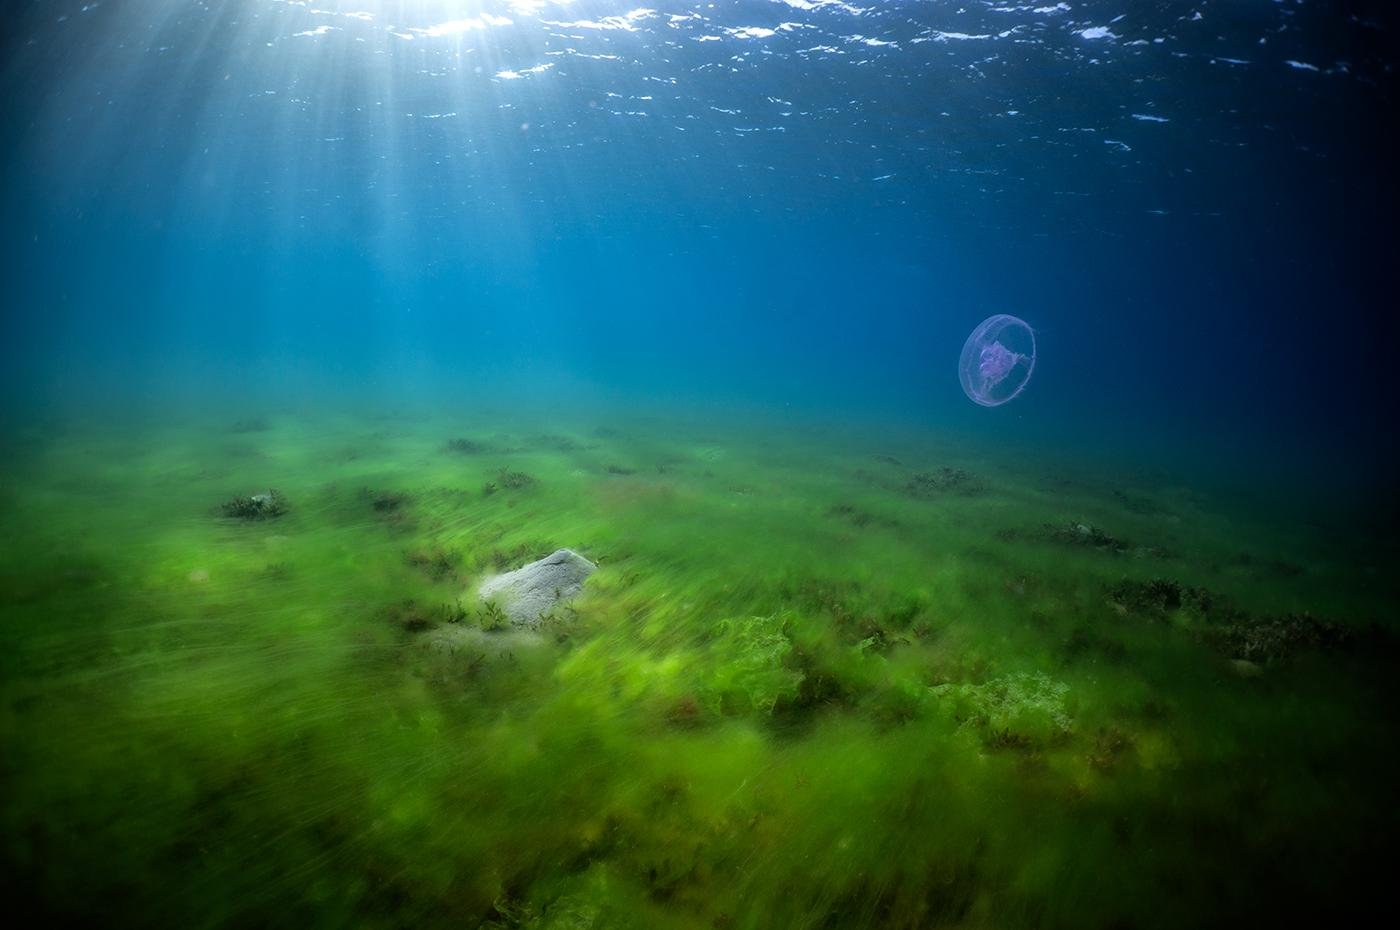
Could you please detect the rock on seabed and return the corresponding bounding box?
[478,548,597,628]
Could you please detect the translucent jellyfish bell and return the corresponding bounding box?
[958,314,1036,407]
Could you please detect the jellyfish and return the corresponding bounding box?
[959,314,1036,407]
[978,340,1021,388]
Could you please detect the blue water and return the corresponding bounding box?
[2,0,1396,491]
[4,6,1400,927]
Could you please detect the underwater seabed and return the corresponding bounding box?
[0,408,1394,928]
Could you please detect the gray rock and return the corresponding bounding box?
[478,548,596,628]
[1230,658,1264,679]
[220,489,289,520]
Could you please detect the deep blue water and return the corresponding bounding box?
[2,0,1396,492]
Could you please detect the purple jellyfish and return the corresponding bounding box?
[958,314,1036,407]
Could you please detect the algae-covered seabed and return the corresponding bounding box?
[1,410,1393,929]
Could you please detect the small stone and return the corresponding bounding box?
[220,489,288,520]
[477,548,597,628]
[1230,659,1263,678]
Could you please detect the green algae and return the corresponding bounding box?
[0,410,1395,928]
